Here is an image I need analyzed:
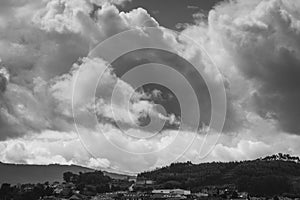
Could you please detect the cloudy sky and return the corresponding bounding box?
[0,0,300,174]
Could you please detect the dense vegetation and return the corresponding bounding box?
[1,153,300,199]
[0,171,131,200]
[63,171,111,193]
[0,183,54,200]
[138,153,300,196]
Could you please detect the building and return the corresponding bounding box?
[127,176,137,183]
[135,177,155,186]
[194,192,209,197]
[152,189,191,196]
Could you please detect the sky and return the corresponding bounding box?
[0,0,300,174]
[118,0,222,29]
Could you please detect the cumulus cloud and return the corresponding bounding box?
[87,157,111,169]
[0,0,162,140]
[208,0,300,134]
[0,66,9,93]
[182,0,300,134]
[1,112,299,173]
[1,0,300,173]
[0,130,85,165]
[90,0,131,6]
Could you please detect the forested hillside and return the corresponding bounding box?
[138,153,300,196]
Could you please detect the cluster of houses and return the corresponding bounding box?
[40,177,249,200]
[7,176,298,200]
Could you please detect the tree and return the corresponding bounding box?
[63,171,76,183]
[0,183,11,199]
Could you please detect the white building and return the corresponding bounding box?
[152,189,191,195]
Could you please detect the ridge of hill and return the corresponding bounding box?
[137,153,300,196]
[0,162,131,184]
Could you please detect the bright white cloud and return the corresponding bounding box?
[1,0,300,174]
[1,113,299,173]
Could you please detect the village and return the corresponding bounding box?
[2,175,296,200]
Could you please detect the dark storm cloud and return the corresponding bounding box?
[110,48,211,130]
[110,48,243,132]
[249,48,300,133]
[210,0,300,134]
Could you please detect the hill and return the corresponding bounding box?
[0,162,130,184]
[137,153,300,197]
